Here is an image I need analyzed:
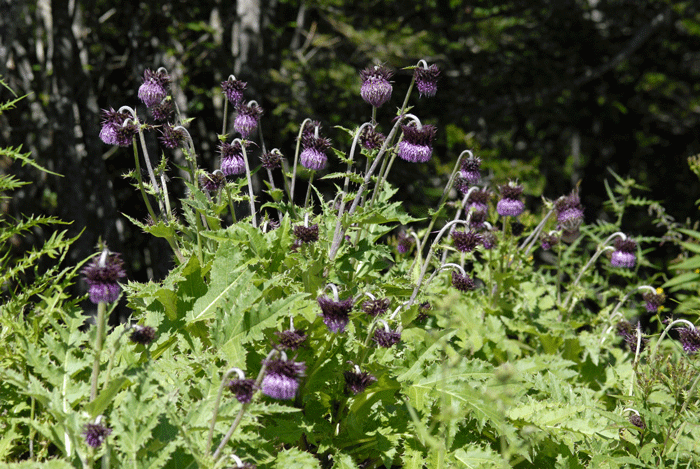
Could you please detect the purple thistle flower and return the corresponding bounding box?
[99,108,136,147]
[300,132,332,170]
[83,422,112,448]
[360,65,393,108]
[497,182,524,217]
[293,224,319,244]
[129,325,156,345]
[616,321,648,354]
[398,123,437,163]
[540,232,560,251]
[455,176,471,196]
[451,230,482,253]
[359,125,386,151]
[628,413,646,430]
[199,171,226,193]
[82,250,126,304]
[221,77,247,105]
[611,238,637,268]
[275,329,308,350]
[362,298,390,317]
[227,378,258,403]
[138,68,170,108]
[234,101,263,138]
[414,63,440,98]
[373,327,401,348]
[158,124,186,149]
[481,231,497,250]
[150,100,173,122]
[555,189,584,242]
[260,149,283,170]
[469,209,487,230]
[416,301,431,322]
[642,290,666,313]
[451,271,476,292]
[460,153,482,185]
[219,141,247,176]
[467,188,491,213]
[344,368,376,395]
[261,357,305,400]
[677,326,700,354]
[318,295,354,333]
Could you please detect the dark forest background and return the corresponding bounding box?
[2,0,700,298]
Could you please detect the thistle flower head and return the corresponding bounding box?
[451,270,476,292]
[414,63,440,98]
[628,413,646,430]
[260,148,283,170]
[397,231,415,254]
[469,209,487,230]
[293,224,319,244]
[234,101,263,138]
[99,108,136,147]
[497,181,524,217]
[221,76,247,105]
[129,325,156,345]
[677,326,700,354]
[360,64,394,108]
[150,100,173,122]
[359,125,386,151]
[611,237,637,268]
[275,329,308,350]
[219,140,248,176]
[227,378,258,403]
[82,249,126,304]
[451,230,482,253]
[460,153,482,185]
[616,320,648,354]
[199,171,226,193]
[362,298,390,317]
[642,289,666,313]
[300,131,332,170]
[343,367,376,395]
[261,357,306,400]
[540,232,560,250]
[158,124,186,149]
[83,421,112,448]
[138,68,170,108]
[398,123,437,163]
[467,188,491,213]
[555,189,584,241]
[481,230,497,250]
[318,295,354,333]
[373,327,401,348]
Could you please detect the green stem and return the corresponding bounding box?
[132,139,158,222]
[290,119,312,203]
[304,172,315,209]
[90,301,107,401]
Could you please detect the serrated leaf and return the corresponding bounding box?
[273,447,322,469]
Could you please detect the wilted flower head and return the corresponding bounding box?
[158,124,186,149]
[344,367,376,395]
[611,237,637,269]
[227,378,258,403]
[642,289,665,313]
[82,249,126,304]
[373,326,401,348]
[362,298,390,317]
[416,301,431,322]
[83,420,112,448]
[540,232,560,251]
[414,63,440,98]
[359,125,386,151]
[451,230,482,253]
[129,325,156,345]
[260,148,283,170]
[275,329,307,350]
[360,65,393,108]
[460,153,482,185]
[677,326,700,354]
[497,181,524,217]
[616,320,647,354]
[481,230,497,250]
[628,413,646,430]
[318,295,354,333]
[300,124,332,170]
[221,76,247,105]
[398,123,437,163]
[469,209,487,230]
[293,224,319,244]
[199,171,226,193]
[397,231,415,254]
[261,357,305,400]
[138,68,170,108]
[150,100,173,122]
[234,101,263,138]
[99,108,136,147]
[451,271,476,292]
[219,140,247,176]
